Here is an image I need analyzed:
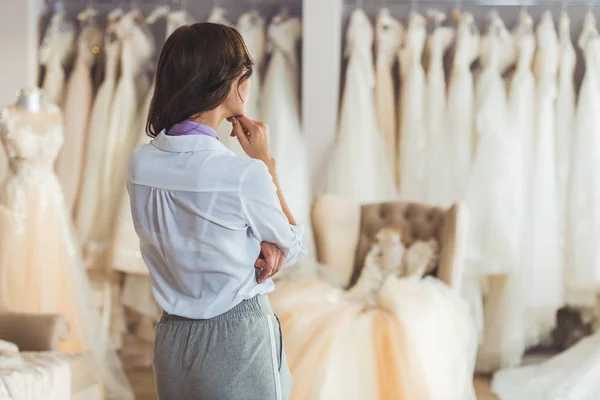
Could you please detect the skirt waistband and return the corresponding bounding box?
[160,295,273,324]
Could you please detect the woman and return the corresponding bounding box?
[127,23,307,399]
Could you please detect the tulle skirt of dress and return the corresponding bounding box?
[0,168,133,399]
[270,275,477,400]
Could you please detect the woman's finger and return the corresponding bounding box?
[235,115,258,132]
[231,118,250,146]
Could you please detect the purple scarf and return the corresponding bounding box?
[166,120,220,141]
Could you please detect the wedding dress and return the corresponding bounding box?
[0,103,133,400]
[375,9,402,182]
[270,230,476,400]
[442,12,479,205]
[425,11,454,205]
[323,9,397,204]
[568,12,600,307]
[218,11,266,157]
[262,14,316,257]
[56,9,103,214]
[398,12,427,201]
[74,12,122,245]
[523,11,563,347]
[39,11,75,107]
[555,12,577,304]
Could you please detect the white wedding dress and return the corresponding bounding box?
[58,10,103,214]
[568,12,600,307]
[39,11,75,108]
[442,12,479,205]
[375,9,402,183]
[397,12,427,201]
[523,12,563,347]
[555,12,577,305]
[425,11,454,205]
[323,9,396,204]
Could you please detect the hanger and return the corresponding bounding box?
[146,1,170,24]
[451,0,462,23]
[356,0,364,9]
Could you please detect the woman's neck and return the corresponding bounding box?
[191,110,224,131]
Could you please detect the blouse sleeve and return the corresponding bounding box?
[239,160,307,267]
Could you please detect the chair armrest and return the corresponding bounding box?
[437,203,469,290]
[0,313,70,351]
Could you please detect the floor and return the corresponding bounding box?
[121,335,499,400]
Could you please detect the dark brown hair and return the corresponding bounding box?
[146,23,254,137]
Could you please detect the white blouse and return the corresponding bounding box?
[127,131,307,319]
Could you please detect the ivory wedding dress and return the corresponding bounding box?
[524,12,563,347]
[75,12,121,244]
[218,11,266,157]
[555,12,577,304]
[323,9,396,204]
[442,12,479,205]
[375,9,402,182]
[270,230,476,400]
[39,11,75,107]
[398,12,427,201]
[57,9,102,214]
[568,12,600,307]
[425,11,454,205]
[0,104,133,400]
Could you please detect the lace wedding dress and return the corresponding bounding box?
[524,12,563,347]
[568,12,600,307]
[323,9,396,204]
[375,9,402,182]
[270,229,476,400]
[75,11,121,244]
[425,11,454,205]
[397,12,427,201]
[57,10,102,214]
[0,104,133,400]
[39,11,75,107]
[442,12,479,205]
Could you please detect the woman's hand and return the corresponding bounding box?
[228,115,273,165]
[254,242,285,283]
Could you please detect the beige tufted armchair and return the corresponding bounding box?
[311,194,468,290]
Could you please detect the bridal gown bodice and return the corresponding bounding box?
[219,11,266,156]
[425,14,455,205]
[58,12,103,215]
[398,12,427,201]
[39,12,75,107]
[443,12,479,205]
[323,9,396,204]
[375,10,402,179]
[568,13,600,306]
[0,105,134,399]
[75,21,121,244]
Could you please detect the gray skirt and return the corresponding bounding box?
[153,295,291,400]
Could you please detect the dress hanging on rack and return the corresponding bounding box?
[75,12,122,246]
[397,12,427,201]
[568,12,600,307]
[262,14,315,256]
[218,10,267,156]
[323,9,396,204]
[424,11,454,205]
[375,9,403,183]
[57,10,103,215]
[39,11,75,107]
[556,12,577,303]
[0,101,133,400]
[443,12,479,206]
[523,11,563,347]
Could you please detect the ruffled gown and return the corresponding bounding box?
[323,9,396,204]
[0,104,133,400]
[374,9,402,184]
[57,10,102,214]
[568,12,600,307]
[523,12,563,347]
[397,12,427,201]
[424,12,454,205]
